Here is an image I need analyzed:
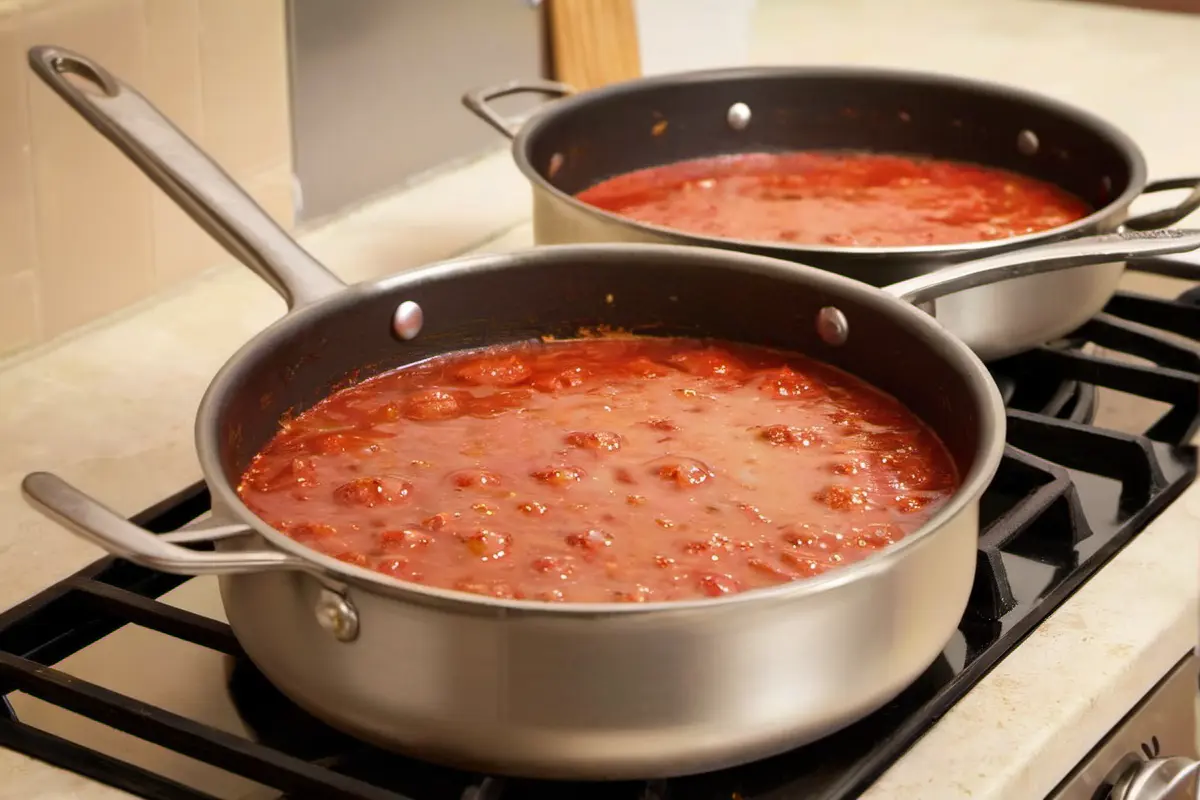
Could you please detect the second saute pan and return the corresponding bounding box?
[21,47,1200,779]
[464,69,1200,361]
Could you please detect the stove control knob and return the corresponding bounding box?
[1109,756,1200,800]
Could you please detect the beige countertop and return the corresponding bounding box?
[2,0,1200,797]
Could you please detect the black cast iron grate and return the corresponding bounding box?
[1,265,1199,800]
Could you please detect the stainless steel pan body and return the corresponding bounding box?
[21,48,1200,780]
[464,68,1200,361]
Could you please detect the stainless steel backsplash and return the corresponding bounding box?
[287,0,547,222]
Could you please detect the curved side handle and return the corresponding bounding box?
[1123,176,1200,232]
[22,472,320,577]
[27,45,345,310]
[462,78,575,139]
[883,229,1200,306]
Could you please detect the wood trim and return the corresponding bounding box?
[546,0,642,91]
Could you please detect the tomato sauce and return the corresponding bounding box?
[574,152,1090,247]
[236,338,959,603]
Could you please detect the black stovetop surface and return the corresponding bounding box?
[1,260,1199,800]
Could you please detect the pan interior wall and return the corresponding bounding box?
[525,72,1134,212]
[210,254,989,489]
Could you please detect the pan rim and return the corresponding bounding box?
[509,64,1148,260]
[196,243,1006,616]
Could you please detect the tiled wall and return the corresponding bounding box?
[0,0,294,358]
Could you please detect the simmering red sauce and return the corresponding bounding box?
[574,152,1091,247]
[236,338,959,603]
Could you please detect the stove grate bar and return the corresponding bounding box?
[127,483,214,534]
[0,572,202,671]
[0,583,96,668]
[1077,312,1200,374]
[967,445,1087,621]
[1035,378,1084,420]
[0,484,211,667]
[66,578,240,656]
[979,446,1082,551]
[1024,346,1200,414]
[1146,404,1200,445]
[0,716,221,800]
[1104,288,1200,343]
[0,652,411,800]
[969,546,1016,622]
[1007,408,1168,506]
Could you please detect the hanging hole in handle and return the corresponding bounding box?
[49,54,119,97]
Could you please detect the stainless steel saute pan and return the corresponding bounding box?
[21,47,1200,780]
[464,69,1200,361]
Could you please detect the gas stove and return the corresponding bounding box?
[1,259,1199,800]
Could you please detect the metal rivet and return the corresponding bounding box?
[1017,129,1039,156]
[463,778,504,800]
[727,102,751,131]
[816,306,849,346]
[393,301,424,340]
[315,588,359,642]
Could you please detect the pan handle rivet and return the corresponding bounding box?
[816,306,849,346]
[1017,129,1039,156]
[393,301,424,340]
[315,588,359,642]
[727,102,751,131]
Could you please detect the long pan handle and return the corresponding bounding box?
[27,45,345,310]
[884,229,1200,306]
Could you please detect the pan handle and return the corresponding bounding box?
[26,46,346,311]
[1123,176,1200,231]
[462,79,576,139]
[22,472,323,578]
[883,228,1200,306]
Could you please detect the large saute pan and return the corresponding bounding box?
[463,68,1200,361]
[21,47,1200,780]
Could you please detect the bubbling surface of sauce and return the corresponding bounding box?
[237,337,959,603]
[574,151,1091,247]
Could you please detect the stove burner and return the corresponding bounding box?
[2,260,1199,800]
